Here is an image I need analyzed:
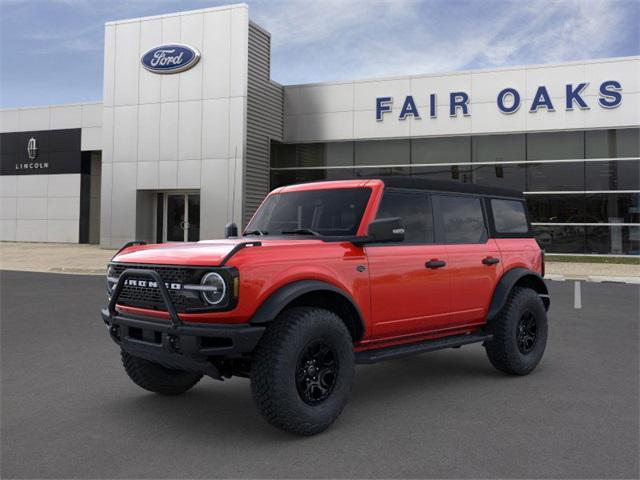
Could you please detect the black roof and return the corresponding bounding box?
[371,176,525,199]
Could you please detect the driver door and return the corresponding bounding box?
[366,189,451,341]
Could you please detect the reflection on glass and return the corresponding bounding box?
[472,164,526,191]
[585,193,640,224]
[526,195,585,223]
[527,131,584,160]
[526,161,585,191]
[355,140,410,166]
[534,225,585,253]
[166,194,185,242]
[412,137,471,164]
[585,160,640,190]
[187,194,200,242]
[411,165,472,183]
[585,128,640,158]
[586,226,640,255]
[473,134,525,162]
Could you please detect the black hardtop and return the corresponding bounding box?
[373,176,525,199]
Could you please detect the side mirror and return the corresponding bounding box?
[361,217,405,244]
[224,222,238,238]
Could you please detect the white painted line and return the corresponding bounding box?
[574,281,582,309]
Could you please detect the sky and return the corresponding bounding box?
[0,0,638,108]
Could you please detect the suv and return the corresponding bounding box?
[102,177,549,435]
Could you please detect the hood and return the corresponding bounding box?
[111,238,323,266]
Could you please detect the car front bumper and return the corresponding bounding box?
[101,267,264,379]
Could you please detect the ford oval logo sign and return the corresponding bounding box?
[141,44,201,74]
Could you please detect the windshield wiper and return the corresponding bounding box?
[244,229,268,236]
[280,228,321,237]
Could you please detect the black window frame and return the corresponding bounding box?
[432,193,490,245]
[486,197,535,238]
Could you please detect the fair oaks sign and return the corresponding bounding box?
[376,80,623,121]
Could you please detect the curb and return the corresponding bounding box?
[545,274,640,284]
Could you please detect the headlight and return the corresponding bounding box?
[106,264,118,295]
[200,272,226,305]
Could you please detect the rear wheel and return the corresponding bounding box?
[250,307,354,436]
[121,350,202,395]
[485,287,548,375]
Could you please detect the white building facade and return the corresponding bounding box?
[1,4,638,254]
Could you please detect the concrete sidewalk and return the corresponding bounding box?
[0,242,116,274]
[1,242,639,282]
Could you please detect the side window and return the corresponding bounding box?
[376,190,434,243]
[491,199,529,234]
[437,195,488,244]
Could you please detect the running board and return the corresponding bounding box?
[355,332,493,364]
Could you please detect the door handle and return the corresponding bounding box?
[426,260,446,269]
[482,256,500,265]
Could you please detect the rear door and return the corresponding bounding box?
[433,194,503,326]
[366,189,451,340]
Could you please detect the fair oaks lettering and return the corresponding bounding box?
[376,80,623,121]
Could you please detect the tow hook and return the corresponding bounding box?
[167,334,179,353]
[109,325,120,341]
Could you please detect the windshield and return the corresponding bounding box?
[245,188,372,237]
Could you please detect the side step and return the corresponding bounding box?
[355,332,493,364]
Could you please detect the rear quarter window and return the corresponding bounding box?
[491,199,530,234]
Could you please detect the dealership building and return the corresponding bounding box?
[1,3,638,255]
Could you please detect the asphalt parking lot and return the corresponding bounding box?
[1,270,638,479]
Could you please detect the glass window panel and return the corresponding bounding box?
[526,161,585,191]
[586,226,640,255]
[526,194,585,223]
[376,190,434,244]
[355,166,410,178]
[354,139,409,166]
[187,194,200,242]
[412,136,471,164]
[472,134,525,162]
[271,142,296,168]
[534,225,585,253]
[325,142,354,166]
[585,193,640,224]
[270,168,355,189]
[527,131,584,160]
[585,128,640,158]
[471,164,526,191]
[437,195,488,244]
[585,159,640,190]
[411,165,472,183]
[491,199,529,233]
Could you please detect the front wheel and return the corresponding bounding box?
[485,287,548,375]
[250,307,355,436]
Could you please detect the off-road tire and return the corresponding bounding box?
[485,287,548,375]
[121,350,202,395]
[250,307,355,436]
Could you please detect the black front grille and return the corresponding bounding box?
[110,264,208,312]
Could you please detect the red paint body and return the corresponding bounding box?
[113,179,543,352]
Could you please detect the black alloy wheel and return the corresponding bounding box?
[295,340,339,405]
[516,311,537,354]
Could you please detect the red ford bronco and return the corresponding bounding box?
[103,178,549,435]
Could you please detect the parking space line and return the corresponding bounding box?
[574,281,582,309]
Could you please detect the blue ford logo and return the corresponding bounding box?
[141,44,201,74]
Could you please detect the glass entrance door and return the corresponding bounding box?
[164,193,200,242]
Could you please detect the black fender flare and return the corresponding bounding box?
[486,268,550,322]
[250,280,365,340]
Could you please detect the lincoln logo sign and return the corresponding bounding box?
[376,80,623,120]
[141,44,201,74]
